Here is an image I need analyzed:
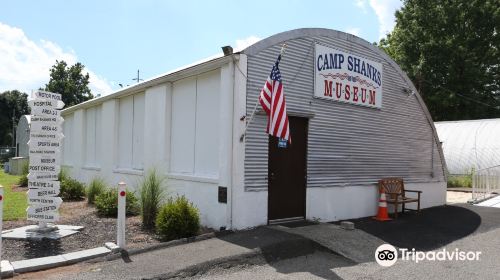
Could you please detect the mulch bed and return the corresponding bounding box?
[2,193,212,262]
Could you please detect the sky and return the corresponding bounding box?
[0,0,402,97]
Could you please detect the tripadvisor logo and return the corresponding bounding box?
[375,244,482,267]
[375,244,398,267]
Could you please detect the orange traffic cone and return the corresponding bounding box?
[373,188,392,221]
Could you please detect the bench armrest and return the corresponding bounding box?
[405,190,422,194]
[384,191,402,196]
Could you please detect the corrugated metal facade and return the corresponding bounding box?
[244,31,445,190]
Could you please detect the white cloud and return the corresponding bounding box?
[368,0,403,39]
[0,22,113,97]
[345,27,361,37]
[354,0,403,39]
[234,36,261,52]
[354,0,368,13]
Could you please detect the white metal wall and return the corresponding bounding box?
[117,93,145,170]
[84,105,102,168]
[244,33,446,190]
[60,68,225,229]
[62,114,74,165]
[170,70,221,178]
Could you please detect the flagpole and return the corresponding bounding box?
[240,43,287,142]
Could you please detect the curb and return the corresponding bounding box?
[145,250,264,280]
[447,188,473,193]
[142,233,350,280]
[468,193,500,204]
[5,247,111,276]
[1,232,217,278]
[105,232,216,261]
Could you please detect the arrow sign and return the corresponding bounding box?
[30,121,63,134]
[30,132,64,142]
[27,204,60,215]
[28,196,62,207]
[33,90,64,107]
[29,99,65,110]
[27,187,60,198]
[29,149,61,157]
[30,115,64,125]
[31,106,61,117]
[28,180,60,189]
[28,171,59,181]
[28,139,61,151]
[27,211,59,222]
[30,155,61,166]
[29,164,60,174]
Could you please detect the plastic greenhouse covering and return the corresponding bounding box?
[435,119,500,175]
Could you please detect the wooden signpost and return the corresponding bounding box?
[27,90,64,231]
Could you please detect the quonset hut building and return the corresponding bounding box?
[61,28,447,229]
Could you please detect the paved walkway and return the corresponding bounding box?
[477,195,500,208]
[447,190,472,204]
[23,227,337,280]
[272,223,385,263]
[17,204,500,279]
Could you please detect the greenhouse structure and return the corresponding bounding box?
[435,119,500,175]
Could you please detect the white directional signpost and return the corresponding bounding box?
[27,90,65,231]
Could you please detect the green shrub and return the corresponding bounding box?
[18,175,28,187]
[18,162,29,187]
[156,195,200,241]
[139,169,166,229]
[95,188,139,217]
[58,168,70,182]
[87,177,107,205]
[447,174,472,188]
[60,178,86,201]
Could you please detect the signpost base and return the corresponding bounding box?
[4,224,83,240]
[25,223,58,233]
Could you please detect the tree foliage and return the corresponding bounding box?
[44,60,94,107]
[379,0,500,121]
[0,90,30,146]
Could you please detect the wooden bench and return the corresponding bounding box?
[379,178,422,218]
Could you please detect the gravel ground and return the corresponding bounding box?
[2,200,161,262]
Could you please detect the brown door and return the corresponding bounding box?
[268,116,308,222]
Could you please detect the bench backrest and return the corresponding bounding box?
[379,178,405,198]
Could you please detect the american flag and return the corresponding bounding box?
[258,54,291,143]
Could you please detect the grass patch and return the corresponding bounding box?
[447,174,472,188]
[0,170,27,220]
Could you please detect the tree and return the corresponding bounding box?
[45,60,94,107]
[0,90,30,146]
[379,0,500,121]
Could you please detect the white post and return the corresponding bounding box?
[117,182,126,249]
[0,186,3,280]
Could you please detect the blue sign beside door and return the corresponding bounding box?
[278,138,287,148]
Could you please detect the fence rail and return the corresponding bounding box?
[472,166,500,202]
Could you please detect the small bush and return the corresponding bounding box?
[156,195,200,241]
[60,178,86,201]
[447,174,472,188]
[87,177,107,205]
[58,168,70,182]
[18,162,29,187]
[18,175,28,187]
[139,169,166,229]
[21,161,29,174]
[95,188,139,217]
